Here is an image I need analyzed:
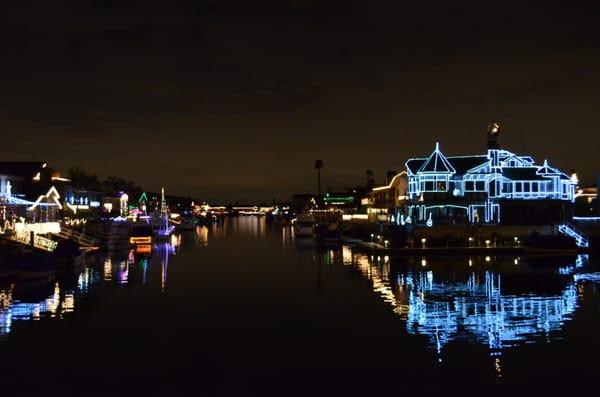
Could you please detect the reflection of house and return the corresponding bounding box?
[346,250,581,355]
[405,141,576,226]
[399,270,577,352]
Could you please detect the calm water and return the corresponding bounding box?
[1,217,600,395]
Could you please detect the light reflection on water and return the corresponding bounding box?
[0,239,179,339]
[338,246,594,357]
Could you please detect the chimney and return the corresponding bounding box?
[487,121,501,150]
[386,170,397,184]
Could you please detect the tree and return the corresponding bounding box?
[314,159,324,195]
[67,167,100,190]
[366,169,374,190]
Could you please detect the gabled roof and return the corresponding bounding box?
[536,160,561,175]
[502,167,548,181]
[406,158,426,175]
[447,156,489,174]
[417,143,456,174]
[536,160,572,181]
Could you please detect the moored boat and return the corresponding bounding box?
[152,187,175,240]
[294,213,315,237]
[130,224,153,245]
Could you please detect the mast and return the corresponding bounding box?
[160,187,168,215]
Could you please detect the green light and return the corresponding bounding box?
[323,196,354,202]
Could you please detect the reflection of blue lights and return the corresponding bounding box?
[347,253,584,357]
[401,271,578,353]
[573,273,600,283]
[558,254,589,275]
[1,285,61,337]
[1,242,178,338]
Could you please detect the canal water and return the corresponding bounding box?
[1,217,600,395]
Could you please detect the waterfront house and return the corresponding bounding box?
[368,171,408,223]
[63,187,105,216]
[0,162,63,227]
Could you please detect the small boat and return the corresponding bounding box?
[294,213,315,238]
[152,212,175,240]
[130,224,153,246]
[314,222,342,245]
[175,216,196,231]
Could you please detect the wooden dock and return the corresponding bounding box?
[351,241,584,257]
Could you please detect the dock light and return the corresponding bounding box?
[514,236,519,246]
[514,258,519,265]
[421,258,427,267]
[485,256,491,262]
[370,233,374,242]
[384,255,389,263]
[384,240,389,248]
[485,239,491,248]
[421,238,427,248]
[468,259,473,266]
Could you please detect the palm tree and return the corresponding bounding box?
[366,169,374,189]
[314,159,324,195]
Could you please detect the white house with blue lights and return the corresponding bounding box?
[404,142,576,226]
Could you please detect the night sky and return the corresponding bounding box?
[2,1,599,202]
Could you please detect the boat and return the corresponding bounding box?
[175,216,196,231]
[152,212,175,240]
[130,223,153,247]
[152,187,175,240]
[294,213,315,237]
[107,221,132,251]
[314,222,342,245]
